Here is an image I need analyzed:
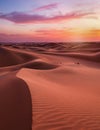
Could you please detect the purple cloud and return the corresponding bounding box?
[0,11,94,24]
[0,12,47,23]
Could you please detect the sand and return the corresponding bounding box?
[0,43,100,130]
[0,72,32,130]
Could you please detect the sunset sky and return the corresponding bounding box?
[0,0,100,42]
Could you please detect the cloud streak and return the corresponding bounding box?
[0,11,93,24]
[1,28,100,42]
[34,3,58,11]
[0,33,46,42]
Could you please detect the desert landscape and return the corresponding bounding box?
[0,42,100,130]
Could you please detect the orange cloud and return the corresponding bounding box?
[83,29,100,41]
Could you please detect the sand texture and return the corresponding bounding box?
[0,42,100,130]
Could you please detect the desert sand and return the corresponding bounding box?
[0,43,100,130]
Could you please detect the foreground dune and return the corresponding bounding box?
[0,72,32,130]
[17,66,100,130]
[0,43,100,130]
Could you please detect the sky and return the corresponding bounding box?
[0,0,100,42]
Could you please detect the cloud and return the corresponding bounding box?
[0,11,93,24]
[0,33,58,42]
[82,29,100,41]
[1,28,100,42]
[34,29,75,41]
[34,3,58,11]
[86,29,100,36]
[0,33,46,42]
[0,12,46,23]
[35,29,71,35]
[0,29,72,42]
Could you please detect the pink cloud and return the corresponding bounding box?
[34,3,58,11]
[0,33,42,42]
[0,29,70,42]
[0,33,62,42]
[1,27,100,42]
[0,11,93,24]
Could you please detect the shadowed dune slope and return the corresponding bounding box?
[0,47,36,67]
[23,61,58,70]
[70,52,100,62]
[0,73,32,130]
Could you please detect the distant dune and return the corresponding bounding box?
[0,42,100,130]
[0,47,34,67]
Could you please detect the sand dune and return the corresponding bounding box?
[48,52,100,62]
[17,66,100,130]
[0,72,32,130]
[0,47,35,67]
[0,42,100,130]
[23,60,58,70]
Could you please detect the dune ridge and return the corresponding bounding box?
[42,52,100,62]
